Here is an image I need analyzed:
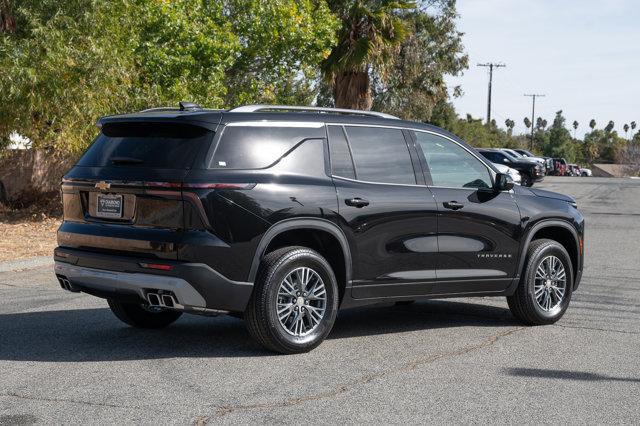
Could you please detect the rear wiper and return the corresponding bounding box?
[111,156,143,165]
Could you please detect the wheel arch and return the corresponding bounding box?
[248,218,353,300]
[519,220,580,288]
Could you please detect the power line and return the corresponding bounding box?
[524,93,546,150]
[477,62,506,125]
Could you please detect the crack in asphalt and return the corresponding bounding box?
[207,326,525,420]
[0,391,165,412]
[553,323,640,335]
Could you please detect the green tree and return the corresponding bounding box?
[623,123,630,139]
[543,110,575,161]
[631,121,637,139]
[524,117,531,130]
[589,119,596,130]
[321,0,415,110]
[572,120,578,138]
[0,0,338,153]
[372,2,468,121]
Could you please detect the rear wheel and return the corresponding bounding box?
[107,299,182,329]
[507,239,573,325]
[245,246,339,354]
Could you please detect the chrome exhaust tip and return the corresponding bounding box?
[147,293,161,307]
[161,294,175,308]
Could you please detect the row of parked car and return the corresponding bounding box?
[477,148,591,187]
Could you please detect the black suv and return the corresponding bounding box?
[54,104,584,354]
[477,148,545,187]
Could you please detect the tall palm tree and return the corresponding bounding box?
[524,117,531,129]
[0,0,16,33]
[322,0,415,110]
[624,123,630,139]
[541,119,548,130]
[631,121,637,139]
[572,120,579,139]
[605,120,615,133]
[589,119,596,131]
[505,118,515,136]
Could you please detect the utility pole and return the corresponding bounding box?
[477,62,505,125]
[524,93,545,150]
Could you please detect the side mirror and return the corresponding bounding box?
[495,172,514,191]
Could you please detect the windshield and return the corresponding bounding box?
[77,122,213,169]
[501,151,519,162]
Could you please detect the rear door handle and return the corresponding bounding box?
[345,197,370,208]
[443,201,464,210]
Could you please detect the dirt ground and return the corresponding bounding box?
[0,216,60,261]
[0,193,62,261]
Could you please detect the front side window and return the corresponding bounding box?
[344,126,416,185]
[414,132,492,189]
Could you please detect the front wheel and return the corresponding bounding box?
[507,239,573,325]
[521,173,533,187]
[245,246,339,354]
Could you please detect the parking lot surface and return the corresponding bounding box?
[1,177,639,424]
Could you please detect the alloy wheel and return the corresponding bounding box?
[276,267,327,336]
[534,255,567,312]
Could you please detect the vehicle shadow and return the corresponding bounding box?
[0,299,518,362]
[505,368,640,383]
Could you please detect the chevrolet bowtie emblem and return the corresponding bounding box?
[95,181,111,191]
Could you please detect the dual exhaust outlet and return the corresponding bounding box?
[147,292,180,309]
[57,276,79,293]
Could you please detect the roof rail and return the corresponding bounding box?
[228,104,398,120]
[140,107,179,113]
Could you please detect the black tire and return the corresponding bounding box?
[245,246,339,354]
[521,173,533,187]
[107,299,182,329]
[507,239,573,325]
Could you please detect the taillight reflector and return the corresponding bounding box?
[139,263,173,271]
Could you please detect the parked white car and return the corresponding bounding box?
[581,168,592,177]
[493,162,522,185]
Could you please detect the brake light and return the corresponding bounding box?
[139,263,173,271]
[144,182,182,188]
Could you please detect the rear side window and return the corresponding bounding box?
[344,126,416,185]
[77,122,212,169]
[327,125,355,179]
[210,124,324,169]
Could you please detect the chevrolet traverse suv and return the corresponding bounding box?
[54,103,585,354]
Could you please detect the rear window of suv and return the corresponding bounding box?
[210,123,325,169]
[77,122,213,169]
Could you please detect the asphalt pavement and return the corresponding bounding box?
[1,176,639,424]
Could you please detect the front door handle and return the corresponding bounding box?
[443,201,464,210]
[345,197,370,208]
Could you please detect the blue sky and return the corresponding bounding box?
[444,0,640,138]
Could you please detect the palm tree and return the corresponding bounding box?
[589,119,596,131]
[631,121,637,139]
[572,120,579,139]
[624,123,630,139]
[0,0,17,33]
[505,118,515,136]
[541,119,548,130]
[524,117,531,129]
[605,120,615,133]
[536,117,543,130]
[322,0,415,110]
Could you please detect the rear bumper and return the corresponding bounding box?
[54,247,253,313]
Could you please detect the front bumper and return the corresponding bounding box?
[54,247,253,313]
